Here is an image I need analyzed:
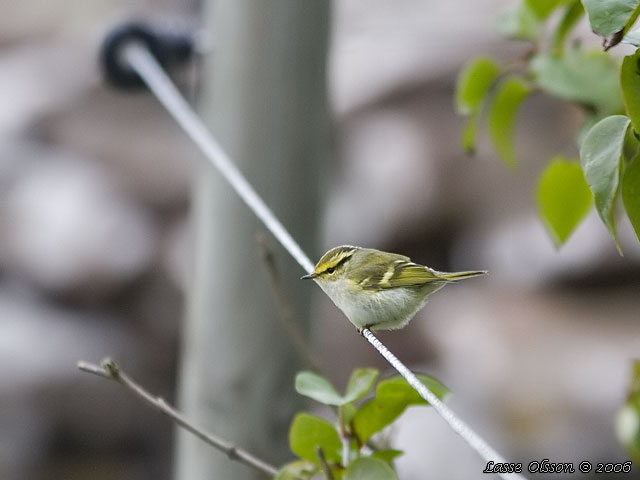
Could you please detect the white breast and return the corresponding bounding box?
[317,278,431,330]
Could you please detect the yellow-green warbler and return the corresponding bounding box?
[302,245,486,331]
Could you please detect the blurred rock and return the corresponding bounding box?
[0,281,139,390]
[38,87,195,208]
[331,0,511,116]
[325,109,438,247]
[0,281,171,480]
[453,211,640,287]
[0,35,98,137]
[0,1,200,44]
[0,144,159,297]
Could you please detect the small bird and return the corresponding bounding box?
[302,245,486,331]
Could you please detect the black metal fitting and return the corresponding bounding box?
[100,21,195,89]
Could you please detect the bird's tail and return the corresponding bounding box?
[439,270,487,282]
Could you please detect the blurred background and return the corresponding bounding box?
[1,1,639,479]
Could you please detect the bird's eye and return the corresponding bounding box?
[326,267,335,274]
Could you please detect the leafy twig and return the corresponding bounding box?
[315,446,335,480]
[337,405,352,468]
[77,358,279,478]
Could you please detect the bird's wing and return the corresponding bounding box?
[358,260,442,290]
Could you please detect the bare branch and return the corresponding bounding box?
[257,232,323,373]
[77,358,279,478]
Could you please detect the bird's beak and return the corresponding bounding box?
[300,272,316,280]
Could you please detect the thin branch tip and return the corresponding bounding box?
[316,446,335,480]
[76,354,278,476]
[101,357,120,379]
[77,360,110,379]
[77,360,91,370]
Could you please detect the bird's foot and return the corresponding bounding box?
[356,326,373,336]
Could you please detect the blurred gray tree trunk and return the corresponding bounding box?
[174,1,330,479]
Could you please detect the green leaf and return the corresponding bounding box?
[577,114,605,148]
[582,0,640,36]
[461,115,479,153]
[352,398,401,445]
[615,403,640,464]
[295,371,344,406]
[623,120,640,162]
[620,7,640,46]
[487,77,530,167]
[551,1,585,51]
[525,0,568,19]
[295,369,378,407]
[496,2,541,40]
[623,28,640,46]
[579,115,630,251]
[344,457,397,480]
[289,413,342,464]
[615,360,640,464]
[622,152,640,242]
[341,403,358,427]
[370,449,404,464]
[351,375,449,444]
[530,46,623,114]
[536,157,593,246]
[456,57,500,115]
[274,460,318,480]
[621,50,640,134]
[344,368,379,404]
[631,359,640,396]
[375,374,449,405]
[456,57,500,154]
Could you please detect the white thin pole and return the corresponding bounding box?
[122,42,526,480]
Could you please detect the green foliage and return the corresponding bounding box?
[552,1,585,51]
[455,56,500,153]
[275,460,318,480]
[456,57,500,115]
[344,457,397,480]
[496,1,541,40]
[296,369,378,406]
[295,371,344,406]
[536,157,592,246]
[623,29,640,46]
[582,0,640,37]
[621,50,640,133]
[370,450,404,463]
[283,369,449,478]
[488,77,530,167]
[345,369,380,404]
[375,374,449,405]
[615,360,640,464]
[454,0,640,250]
[623,153,640,242]
[530,47,622,114]
[525,0,569,19]
[289,413,342,464]
[580,115,630,251]
[352,375,449,444]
